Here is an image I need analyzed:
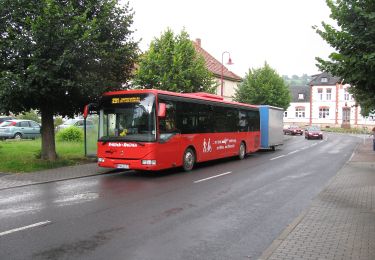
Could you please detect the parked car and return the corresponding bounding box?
[305,126,323,140]
[0,119,41,140]
[55,118,94,132]
[283,125,303,135]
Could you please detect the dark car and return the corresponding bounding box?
[305,126,323,140]
[283,125,303,135]
[0,119,41,140]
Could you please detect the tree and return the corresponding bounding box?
[17,110,41,123]
[315,0,375,116]
[234,63,291,110]
[0,0,138,160]
[134,28,216,93]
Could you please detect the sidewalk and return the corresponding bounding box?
[0,163,110,190]
[260,138,375,260]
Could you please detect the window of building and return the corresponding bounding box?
[344,88,352,101]
[326,88,332,100]
[298,93,304,100]
[295,107,305,118]
[318,88,323,100]
[321,77,328,83]
[319,107,330,118]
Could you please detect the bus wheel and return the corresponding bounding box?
[238,142,246,160]
[183,148,195,172]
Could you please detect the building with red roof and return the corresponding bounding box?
[193,38,242,101]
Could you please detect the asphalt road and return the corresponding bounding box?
[0,133,360,260]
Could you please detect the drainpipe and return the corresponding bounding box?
[309,84,313,126]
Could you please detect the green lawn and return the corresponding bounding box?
[0,139,92,173]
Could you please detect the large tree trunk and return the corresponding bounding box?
[40,109,57,161]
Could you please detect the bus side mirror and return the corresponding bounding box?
[83,104,89,119]
[158,103,166,117]
[83,103,98,119]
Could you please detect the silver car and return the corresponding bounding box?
[55,119,94,132]
[0,120,41,140]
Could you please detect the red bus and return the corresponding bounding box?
[89,89,260,171]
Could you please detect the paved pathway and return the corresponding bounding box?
[260,138,375,260]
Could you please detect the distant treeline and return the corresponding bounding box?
[282,74,312,86]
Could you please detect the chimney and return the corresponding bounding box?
[196,38,201,47]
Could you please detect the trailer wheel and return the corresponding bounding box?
[238,142,246,160]
[182,147,195,172]
[271,146,276,151]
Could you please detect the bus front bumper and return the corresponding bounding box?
[98,158,161,171]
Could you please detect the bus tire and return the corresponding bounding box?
[238,142,246,160]
[183,147,195,172]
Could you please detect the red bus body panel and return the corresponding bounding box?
[97,132,260,171]
[97,89,260,171]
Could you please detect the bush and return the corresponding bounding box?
[54,117,64,127]
[56,127,84,142]
[17,109,41,123]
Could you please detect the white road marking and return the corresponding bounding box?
[287,150,299,155]
[0,220,51,237]
[270,155,286,161]
[194,172,232,183]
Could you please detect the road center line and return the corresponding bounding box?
[0,221,51,237]
[288,150,299,155]
[270,155,286,160]
[194,172,232,183]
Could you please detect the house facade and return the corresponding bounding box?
[284,72,375,128]
[193,39,242,101]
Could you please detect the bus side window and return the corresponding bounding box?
[159,100,177,133]
[239,110,248,132]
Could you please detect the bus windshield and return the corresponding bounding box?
[99,94,156,142]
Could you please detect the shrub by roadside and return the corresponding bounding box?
[56,127,83,142]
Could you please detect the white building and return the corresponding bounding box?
[284,72,375,128]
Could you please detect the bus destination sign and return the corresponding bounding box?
[111,97,140,104]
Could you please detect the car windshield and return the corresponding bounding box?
[99,93,156,142]
[309,127,320,131]
[0,121,15,127]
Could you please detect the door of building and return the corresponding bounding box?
[342,107,351,128]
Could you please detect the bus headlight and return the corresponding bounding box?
[142,160,156,165]
[98,158,105,163]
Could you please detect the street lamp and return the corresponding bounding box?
[221,51,233,97]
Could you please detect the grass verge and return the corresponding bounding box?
[0,139,92,173]
[322,127,371,135]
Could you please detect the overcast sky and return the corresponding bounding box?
[124,0,335,78]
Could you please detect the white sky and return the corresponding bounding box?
[124,0,335,78]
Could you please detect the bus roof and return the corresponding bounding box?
[103,89,259,109]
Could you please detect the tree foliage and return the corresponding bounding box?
[315,0,375,115]
[282,74,312,86]
[134,28,216,93]
[16,110,41,123]
[0,0,138,160]
[234,63,291,110]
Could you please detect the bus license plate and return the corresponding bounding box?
[116,164,129,169]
